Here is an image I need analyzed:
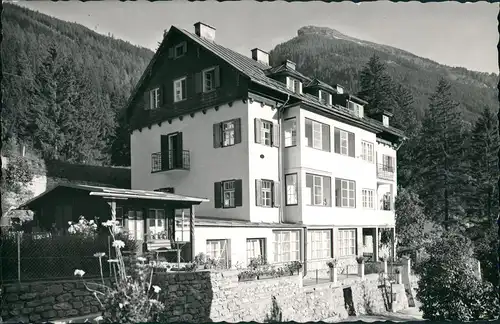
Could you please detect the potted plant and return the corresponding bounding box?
[286,261,303,275]
[326,258,339,283]
[356,256,365,279]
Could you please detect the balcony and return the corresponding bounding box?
[151,150,190,173]
[377,164,395,181]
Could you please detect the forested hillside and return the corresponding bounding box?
[270,26,498,121]
[1,3,154,166]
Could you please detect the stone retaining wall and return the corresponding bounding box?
[153,270,410,323]
[2,271,415,323]
[1,279,108,323]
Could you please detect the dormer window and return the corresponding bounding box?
[348,101,364,118]
[318,90,332,105]
[286,77,302,94]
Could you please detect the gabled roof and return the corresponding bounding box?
[19,184,209,209]
[305,78,337,92]
[125,25,405,140]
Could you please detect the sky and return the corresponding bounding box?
[15,0,499,74]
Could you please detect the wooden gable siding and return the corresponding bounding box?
[129,31,249,131]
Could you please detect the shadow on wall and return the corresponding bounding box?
[153,271,214,323]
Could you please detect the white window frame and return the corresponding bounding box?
[338,229,356,257]
[286,77,295,92]
[223,181,235,208]
[222,120,235,147]
[313,175,323,206]
[202,67,216,93]
[312,121,323,149]
[382,155,394,171]
[284,118,297,147]
[361,141,374,163]
[340,179,356,208]
[273,230,300,263]
[173,77,186,103]
[148,209,166,234]
[149,88,160,110]
[339,129,348,155]
[362,189,374,209]
[261,180,273,207]
[307,230,332,260]
[206,239,229,268]
[261,120,272,146]
[285,173,298,205]
[246,238,266,265]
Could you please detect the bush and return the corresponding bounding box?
[416,232,499,321]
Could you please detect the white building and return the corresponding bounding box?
[126,22,405,273]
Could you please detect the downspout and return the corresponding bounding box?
[277,94,290,224]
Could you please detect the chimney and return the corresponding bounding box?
[251,48,269,65]
[283,59,296,70]
[335,84,344,94]
[194,22,216,41]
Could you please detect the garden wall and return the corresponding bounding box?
[2,271,414,323]
[1,279,109,323]
[152,270,411,323]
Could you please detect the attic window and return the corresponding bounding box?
[286,77,302,94]
[174,42,187,59]
[149,88,160,110]
[319,90,331,105]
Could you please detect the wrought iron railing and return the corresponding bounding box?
[377,163,395,181]
[151,150,190,173]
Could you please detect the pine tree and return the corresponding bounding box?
[417,78,467,230]
[392,84,422,190]
[357,54,396,116]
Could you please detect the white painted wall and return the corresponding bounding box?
[247,100,280,223]
[282,108,396,227]
[131,101,251,221]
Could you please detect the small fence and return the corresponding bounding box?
[0,231,136,283]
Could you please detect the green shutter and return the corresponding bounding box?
[254,118,262,144]
[348,132,355,157]
[234,118,242,144]
[214,66,221,88]
[214,182,222,208]
[334,128,340,153]
[195,72,202,93]
[213,123,222,148]
[335,178,341,207]
[235,179,243,207]
[273,181,281,208]
[255,179,262,206]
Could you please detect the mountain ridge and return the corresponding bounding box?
[270,25,498,121]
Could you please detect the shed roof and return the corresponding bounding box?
[19,184,209,209]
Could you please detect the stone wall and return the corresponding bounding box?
[1,279,107,323]
[153,270,411,323]
[2,271,416,323]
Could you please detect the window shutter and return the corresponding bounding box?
[175,132,183,168]
[334,128,340,153]
[254,118,262,144]
[305,120,313,147]
[273,181,281,207]
[348,132,355,157]
[214,66,221,88]
[182,79,187,101]
[213,123,222,148]
[235,179,243,207]
[168,47,174,59]
[335,178,341,207]
[144,91,150,110]
[255,179,262,206]
[158,87,163,107]
[322,124,330,151]
[182,41,187,54]
[195,72,202,93]
[234,118,242,144]
[272,123,280,147]
[214,182,222,208]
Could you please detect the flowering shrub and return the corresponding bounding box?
[74,218,165,323]
[68,216,98,236]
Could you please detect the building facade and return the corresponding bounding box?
[126,22,405,272]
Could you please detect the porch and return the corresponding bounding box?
[18,184,209,263]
